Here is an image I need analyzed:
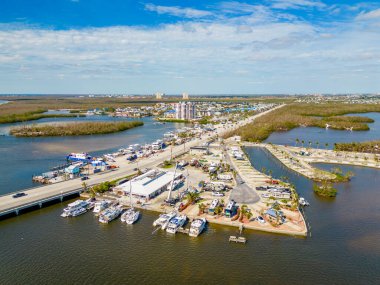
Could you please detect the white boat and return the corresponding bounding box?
[120,208,133,222]
[153,211,177,229]
[166,214,187,234]
[299,197,310,206]
[71,207,87,217]
[189,218,206,237]
[125,210,140,224]
[93,200,111,214]
[61,199,90,217]
[99,206,122,223]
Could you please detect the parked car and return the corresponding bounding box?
[81,176,89,181]
[257,216,265,224]
[12,192,27,198]
[212,191,225,197]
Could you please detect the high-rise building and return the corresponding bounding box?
[175,102,195,120]
[155,92,164,99]
[182,92,189,100]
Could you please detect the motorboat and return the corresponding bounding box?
[166,214,187,234]
[189,218,207,237]
[71,207,87,217]
[299,197,310,206]
[153,211,177,230]
[61,199,90,217]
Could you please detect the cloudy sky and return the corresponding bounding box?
[0,0,379,94]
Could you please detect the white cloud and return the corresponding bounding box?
[356,8,380,20]
[0,2,379,93]
[144,4,213,18]
[271,0,326,10]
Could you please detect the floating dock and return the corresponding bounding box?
[229,236,247,244]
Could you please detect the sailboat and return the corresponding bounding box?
[123,179,140,224]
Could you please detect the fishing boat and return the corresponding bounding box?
[153,211,177,230]
[189,218,207,237]
[166,214,187,234]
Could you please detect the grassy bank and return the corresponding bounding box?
[0,110,85,124]
[334,140,380,154]
[157,118,190,123]
[10,121,143,137]
[225,103,380,142]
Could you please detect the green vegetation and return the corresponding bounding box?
[91,181,116,194]
[334,140,380,154]
[157,118,189,123]
[0,109,85,124]
[330,167,354,182]
[10,121,143,137]
[313,181,337,197]
[225,103,380,142]
[161,160,175,169]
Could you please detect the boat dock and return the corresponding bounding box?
[229,236,246,244]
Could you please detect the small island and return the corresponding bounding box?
[10,121,143,137]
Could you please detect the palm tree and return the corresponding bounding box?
[316,141,319,149]
[301,140,305,148]
[295,138,300,147]
[198,203,206,215]
[308,141,312,148]
[240,204,253,222]
[186,192,200,205]
[325,143,329,150]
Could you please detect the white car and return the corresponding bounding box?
[257,216,266,224]
[212,191,225,197]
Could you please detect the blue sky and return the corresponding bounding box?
[0,0,379,94]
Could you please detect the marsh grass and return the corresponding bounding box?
[226,103,380,142]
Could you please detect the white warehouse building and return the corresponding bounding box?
[113,169,183,200]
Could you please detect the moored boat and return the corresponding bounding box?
[166,214,187,234]
[189,218,207,237]
[153,211,177,229]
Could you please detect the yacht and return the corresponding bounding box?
[99,206,122,223]
[166,214,187,234]
[93,200,111,214]
[153,211,177,230]
[189,218,207,237]
[71,207,87,217]
[125,210,140,225]
[61,199,90,217]
[299,197,310,206]
[120,208,133,223]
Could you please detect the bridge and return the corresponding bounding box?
[0,106,283,219]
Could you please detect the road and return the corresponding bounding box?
[0,105,284,215]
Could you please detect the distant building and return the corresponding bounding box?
[175,102,196,120]
[155,92,164,99]
[182,92,189,100]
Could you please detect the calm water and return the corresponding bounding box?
[266,112,380,148]
[0,114,380,284]
[0,116,187,194]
